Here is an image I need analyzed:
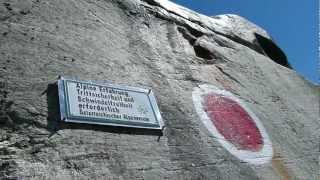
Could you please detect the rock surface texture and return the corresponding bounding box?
[0,0,319,179]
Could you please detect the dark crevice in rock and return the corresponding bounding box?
[193,44,214,60]
[254,33,291,69]
[193,42,228,64]
[212,31,265,55]
[212,36,236,50]
[142,0,160,6]
[177,25,203,43]
[183,25,203,38]
[142,0,271,58]
[193,42,225,64]
[145,3,204,39]
[115,0,140,16]
[177,26,225,64]
[177,26,197,45]
[183,75,204,84]
[216,66,245,87]
[142,0,190,24]
[176,22,203,37]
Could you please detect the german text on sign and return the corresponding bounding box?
[58,77,163,130]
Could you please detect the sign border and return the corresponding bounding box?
[58,76,164,130]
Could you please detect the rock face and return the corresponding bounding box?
[0,0,319,179]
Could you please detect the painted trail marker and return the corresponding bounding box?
[58,77,163,130]
[193,84,273,164]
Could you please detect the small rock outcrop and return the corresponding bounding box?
[0,0,319,179]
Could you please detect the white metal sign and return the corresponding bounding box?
[58,77,163,130]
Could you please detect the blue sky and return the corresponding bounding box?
[172,0,318,84]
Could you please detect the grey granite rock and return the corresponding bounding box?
[0,0,319,179]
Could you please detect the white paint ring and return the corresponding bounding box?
[193,84,273,165]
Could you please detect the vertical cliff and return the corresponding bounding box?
[0,0,319,179]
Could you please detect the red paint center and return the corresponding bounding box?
[203,94,263,151]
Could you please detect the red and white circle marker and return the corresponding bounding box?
[193,84,273,165]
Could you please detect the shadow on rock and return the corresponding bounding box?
[60,122,163,136]
[46,83,61,136]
